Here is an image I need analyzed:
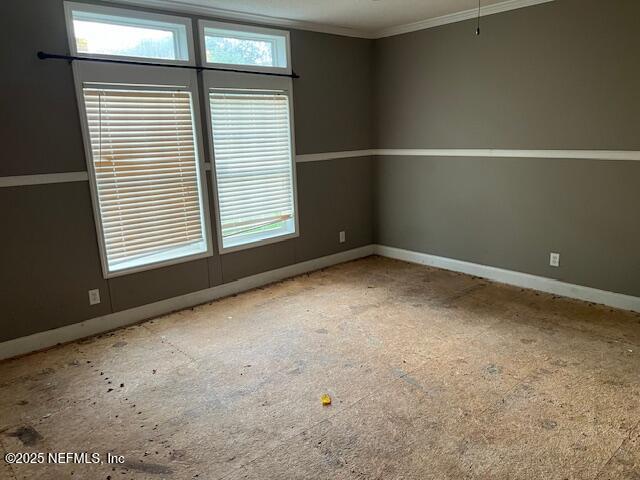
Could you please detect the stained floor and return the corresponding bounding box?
[1,256,640,480]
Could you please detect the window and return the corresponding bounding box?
[199,21,290,74]
[73,62,212,277]
[64,2,193,64]
[66,4,297,268]
[204,72,298,253]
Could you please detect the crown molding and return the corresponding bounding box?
[110,0,375,38]
[110,0,554,39]
[373,0,555,38]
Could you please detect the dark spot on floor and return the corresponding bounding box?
[520,338,536,344]
[402,375,426,391]
[541,419,558,430]
[603,379,627,387]
[17,400,29,406]
[112,341,128,348]
[169,449,186,461]
[485,364,503,375]
[7,426,43,446]
[394,369,430,395]
[315,328,328,334]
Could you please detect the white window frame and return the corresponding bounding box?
[198,20,292,75]
[64,2,196,66]
[203,70,299,254]
[72,61,213,278]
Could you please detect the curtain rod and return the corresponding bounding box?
[37,51,300,79]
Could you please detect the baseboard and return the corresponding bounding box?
[3,243,637,361]
[374,244,640,314]
[0,245,375,361]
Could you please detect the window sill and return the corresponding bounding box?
[105,241,211,278]
[218,222,298,255]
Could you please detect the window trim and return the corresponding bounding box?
[72,61,213,278]
[64,1,196,66]
[198,20,292,75]
[202,70,299,254]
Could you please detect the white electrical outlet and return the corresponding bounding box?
[88,289,101,305]
[550,252,560,267]
[339,231,346,243]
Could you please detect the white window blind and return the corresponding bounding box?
[209,89,296,250]
[83,87,208,273]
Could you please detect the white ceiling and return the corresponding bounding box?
[176,0,506,31]
[118,0,553,37]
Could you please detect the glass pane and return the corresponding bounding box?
[205,36,274,67]
[204,27,287,69]
[71,10,188,61]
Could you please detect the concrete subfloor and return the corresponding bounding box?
[1,256,639,480]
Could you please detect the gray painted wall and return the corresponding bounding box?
[2,0,639,344]
[374,156,640,297]
[374,0,640,150]
[0,0,374,342]
[373,0,640,296]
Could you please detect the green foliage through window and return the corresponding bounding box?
[205,36,274,67]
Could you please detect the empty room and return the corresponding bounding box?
[1,0,639,478]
